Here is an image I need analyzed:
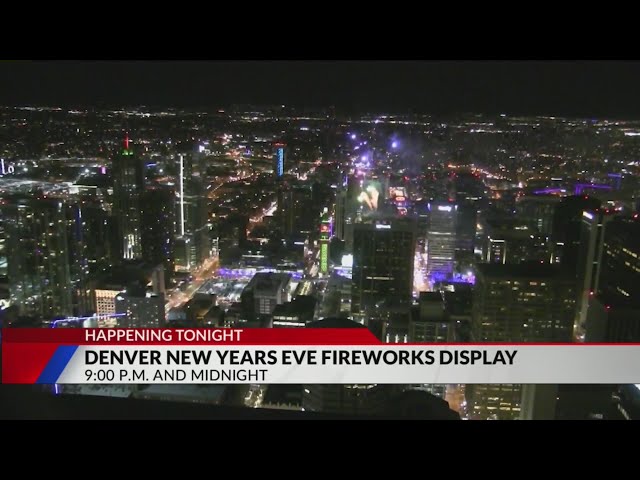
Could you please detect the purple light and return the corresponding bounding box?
[391,141,398,149]
[50,313,126,328]
[533,188,565,195]
[361,155,367,162]
[574,183,612,195]
[101,166,106,174]
[351,134,356,140]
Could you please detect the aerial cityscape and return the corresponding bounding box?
[0,61,639,420]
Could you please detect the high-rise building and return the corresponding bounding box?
[274,143,285,178]
[92,264,164,321]
[65,202,91,315]
[585,216,640,342]
[574,209,618,334]
[112,134,145,260]
[426,202,457,283]
[278,183,312,238]
[175,153,210,271]
[484,220,547,265]
[115,287,165,328]
[2,196,74,318]
[351,219,416,321]
[455,203,477,254]
[597,216,640,302]
[241,272,292,317]
[516,196,560,237]
[469,263,576,420]
[334,189,347,241]
[551,195,601,271]
[141,185,175,284]
[79,198,117,272]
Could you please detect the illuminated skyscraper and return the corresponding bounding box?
[2,196,73,318]
[469,263,576,420]
[112,134,144,260]
[175,153,210,271]
[585,216,640,342]
[274,143,285,178]
[426,202,457,282]
[351,219,416,321]
[575,209,618,334]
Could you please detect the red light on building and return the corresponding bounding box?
[320,225,329,233]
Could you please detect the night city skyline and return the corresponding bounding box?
[0,60,639,421]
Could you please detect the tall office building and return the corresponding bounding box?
[516,196,560,237]
[469,263,576,420]
[240,272,292,320]
[65,202,91,315]
[115,287,165,328]
[597,216,640,302]
[426,202,457,283]
[278,183,312,238]
[351,219,416,321]
[2,196,73,318]
[175,153,210,271]
[484,220,547,265]
[112,134,145,260]
[551,195,601,270]
[79,198,117,272]
[334,189,347,241]
[141,185,175,284]
[574,209,618,334]
[585,216,640,342]
[455,203,477,254]
[274,143,285,178]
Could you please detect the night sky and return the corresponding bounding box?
[2,61,640,118]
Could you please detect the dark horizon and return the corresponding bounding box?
[2,60,640,119]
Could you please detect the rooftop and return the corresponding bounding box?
[246,272,292,296]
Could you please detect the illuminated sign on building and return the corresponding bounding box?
[320,243,328,273]
[0,159,15,175]
[319,208,331,274]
